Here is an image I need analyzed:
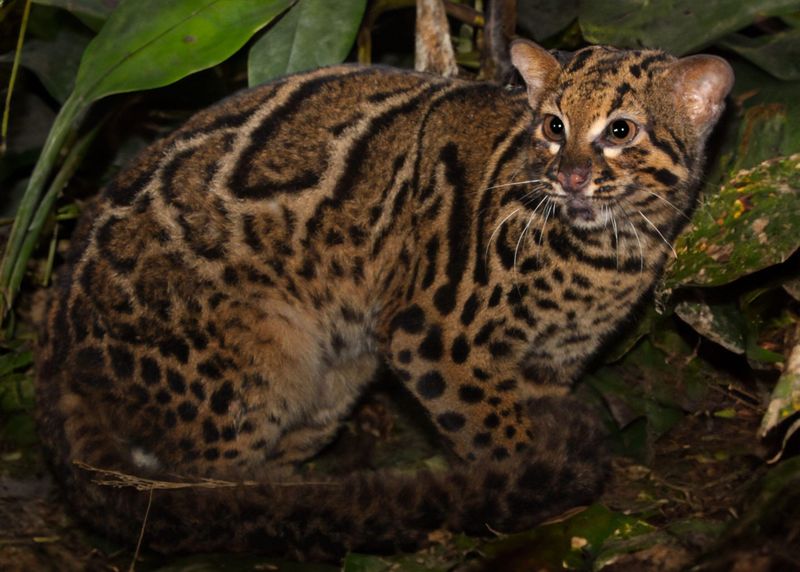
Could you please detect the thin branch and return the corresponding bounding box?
[74,461,339,491]
[415,0,458,76]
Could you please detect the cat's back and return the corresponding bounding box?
[93,64,527,249]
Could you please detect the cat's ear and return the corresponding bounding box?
[667,55,734,136]
[510,39,561,107]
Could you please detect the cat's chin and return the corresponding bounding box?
[558,197,608,230]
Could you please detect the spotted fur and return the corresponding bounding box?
[36,41,733,560]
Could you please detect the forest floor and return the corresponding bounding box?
[2,356,798,572]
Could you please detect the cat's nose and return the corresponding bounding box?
[557,166,590,194]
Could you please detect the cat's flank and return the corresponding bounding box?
[36,40,733,559]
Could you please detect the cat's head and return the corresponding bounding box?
[510,39,733,231]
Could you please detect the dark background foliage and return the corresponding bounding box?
[1,1,799,570]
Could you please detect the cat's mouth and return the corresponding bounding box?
[551,194,610,230]
[564,196,595,221]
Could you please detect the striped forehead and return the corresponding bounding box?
[548,48,672,131]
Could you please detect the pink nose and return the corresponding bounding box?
[557,167,590,193]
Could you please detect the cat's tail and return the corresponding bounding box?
[45,397,608,561]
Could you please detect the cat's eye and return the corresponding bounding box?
[542,115,565,142]
[604,119,637,145]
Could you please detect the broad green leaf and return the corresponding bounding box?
[729,103,795,173]
[783,12,800,26]
[674,299,747,354]
[586,367,684,438]
[602,306,659,363]
[720,30,800,81]
[784,277,800,301]
[665,154,800,288]
[0,373,34,411]
[481,505,655,570]
[248,0,366,86]
[740,287,791,367]
[75,0,293,102]
[518,0,579,42]
[579,0,800,55]
[581,335,716,459]
[0,350,33,378]
[698,58,800,194]
[760,330,800,450]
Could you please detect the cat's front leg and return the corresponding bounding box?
[387,314,604,463]
[386,318,609,532]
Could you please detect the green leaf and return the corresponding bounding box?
[760,341,800,441]
[579,0,800,55]
[674,298,747,354]
[665,154,800,288]
[517,0,579,42]
[705,57,800,181]
[0,350,33,378]
[602,306,659,363]
[75,0,293,101]
[248,0,366,86]
[784,277,800,301]
[720,30,800,81]
[587,366,684,436]
[481,504,655,570]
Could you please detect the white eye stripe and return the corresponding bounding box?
[585,117,608,142]
[586,116,642,143]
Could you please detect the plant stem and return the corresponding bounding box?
[8,121,100,302]
[0,92,85,315]
[1,0,32,155]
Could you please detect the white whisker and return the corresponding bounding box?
[536,198,554,259]
[610,207,620,269]
[612,199,644,274]
[485,208,520,261]
[627,220,644,273]
[484,178,544,191]
[640,189,690,221]
[513,212,537,282]
[511,211,536,294]
[639,211,677,258]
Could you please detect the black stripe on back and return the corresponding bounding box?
[229,69,374,200]
[304,84,443,246]
[474,128,529,285]
[432,143,471,316]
